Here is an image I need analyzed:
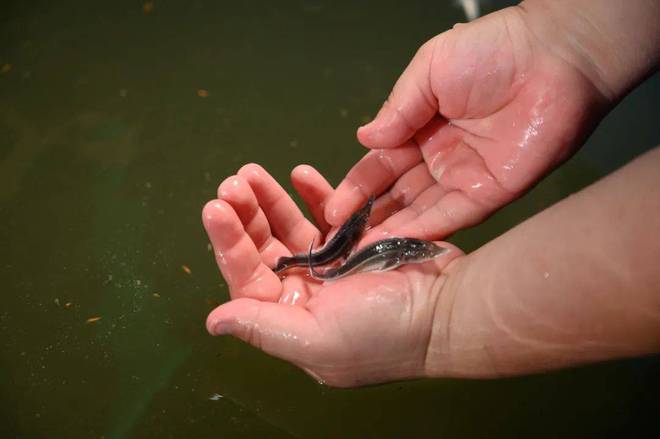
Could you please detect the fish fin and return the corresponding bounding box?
[365,194,375,210]
[352,195,375,227]
[380,256,402,272]
[308,238,323,279]
[361,195,375,226]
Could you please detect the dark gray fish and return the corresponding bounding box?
[273,195,374,273]
[308,237,448,281]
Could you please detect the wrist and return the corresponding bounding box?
[518,0,660,103]
[423,255,498,378]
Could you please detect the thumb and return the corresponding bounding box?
[206,298,321,362]
[358,37,439,149]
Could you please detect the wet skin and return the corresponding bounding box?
[273,195,374,273]
[322,4,615,244]
[204,149,660,387]
[204,0,660,387]
[203,163,460,386]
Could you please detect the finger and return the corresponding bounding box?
[368,162,436,227]
[206,297,322,364]
[290,164,334,234]
[278,275,315,307]
[278,287,310,307]
[357,37,439,149]
[238,164,321,253]
[217,175,276,254]
[323,144,422,226]
[202,200,282,301]
[363,186,487,242]
[360,116,515,241]
[217,175,290,267]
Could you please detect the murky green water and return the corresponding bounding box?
[1,1,659,437]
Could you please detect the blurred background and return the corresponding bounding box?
[1,0,659,437]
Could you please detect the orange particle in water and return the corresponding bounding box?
[206,297,220,307]
[86,316,102,324]
[196,89,209,98]
[1,64,12,74]
[143,2,155,14]
[182,265,192,275]
[64,302,73,308]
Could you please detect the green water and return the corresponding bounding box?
[1,1,659,437]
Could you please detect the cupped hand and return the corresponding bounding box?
[202,164,460,387]
[324,5,609,242]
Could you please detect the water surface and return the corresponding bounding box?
[1,1,659,437]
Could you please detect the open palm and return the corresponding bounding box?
[324,6,607,241]
[202,164,459,387]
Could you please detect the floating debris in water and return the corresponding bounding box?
[196,89,209,98]
[86,316,102,324]
[206,297,220,307]
[208,393,224,401]
[1,64,12,74]
[55,298,73,308]
[339,108,348,118]
[119,88,128,98]
[152,292,161,298]
[143,2,155,14]
[182,265,192,275]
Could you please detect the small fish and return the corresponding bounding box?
[308,237,448,281]
[273,195,374,273]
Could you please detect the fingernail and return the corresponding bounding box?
[213,321,233,335]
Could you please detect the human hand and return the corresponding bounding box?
[202,164,460,387]
[324,4,612,242]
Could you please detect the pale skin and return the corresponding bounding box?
[324,0,660,243]
[202,0,660,387]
